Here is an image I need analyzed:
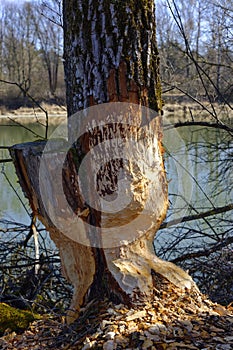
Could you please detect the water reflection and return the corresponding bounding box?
[0,122,55,224]
[157,123,232,260]
[164,125,232,217]
[0,118,232,239]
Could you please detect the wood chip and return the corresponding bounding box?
[125,310,147,321]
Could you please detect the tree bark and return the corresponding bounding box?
[10,0,198,324]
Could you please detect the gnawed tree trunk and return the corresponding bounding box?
[10,0,198,324]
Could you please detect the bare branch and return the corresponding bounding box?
[0,79,49,139]
[170,121,233,133]
[160,203,233,229]
[0,159,12,163]
[171,235,233,263]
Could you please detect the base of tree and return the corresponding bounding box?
[10,139,196,325]
[1,273,232,349]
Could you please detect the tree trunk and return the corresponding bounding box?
[10,0,198,324]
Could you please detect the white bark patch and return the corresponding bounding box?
[64,1,158,111]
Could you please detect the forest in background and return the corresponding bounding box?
[0,0,232,110]
[0,0,64,109]
[157,0,233,106]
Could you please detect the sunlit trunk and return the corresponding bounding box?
[10,0,198,324]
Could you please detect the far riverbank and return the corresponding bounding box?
[0,101,232,126]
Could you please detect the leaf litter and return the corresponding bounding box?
[0,276,232,350]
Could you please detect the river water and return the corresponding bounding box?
[0,117,232,257]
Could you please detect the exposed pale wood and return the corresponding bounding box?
[10,143,96,323]
[10,0,199,324]
[10,129,197,324]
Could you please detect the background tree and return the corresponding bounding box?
[34,0,63,98]
[157,0,233,108]
[0,0,65,107]
[1,2,38,101]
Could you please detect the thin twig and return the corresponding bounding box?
[171,236,233,263]
[167,121,233,133]
[160,203,233,229]
[0,159,12,163]
[0,79,49,139]
[1,167,31,217]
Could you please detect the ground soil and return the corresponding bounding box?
[0,275,232,350]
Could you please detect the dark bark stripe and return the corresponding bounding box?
[63,0,161,114]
